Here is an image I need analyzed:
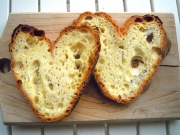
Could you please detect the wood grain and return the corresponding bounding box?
[0,13,180,125]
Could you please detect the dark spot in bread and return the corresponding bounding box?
[34,30,45,37]
[17,79,22,86]
[131,56,144,68]
[131,59,139,68]
[21,26,31,33]
[155,16,163,24]
[93,27,99,32]
[85,16,93,20]
[74,54,80,59]
[146,33,153,42]
[66,110,69,113]
[152,47,164,55]
[135,18,143,22]
[143,15,154,22]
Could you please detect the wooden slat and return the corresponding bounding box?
[44,125,74,135]
[138,122,166,135]
[77,124,105,135]
[70,0,96,12]
[0,66,180,124]
[40,0,67,12]
[0,0,9,37]
[98,0,124,12]
[109,123,136,135]
[125,0,151,12]
[152,0,180,59]
[11,0,38,12]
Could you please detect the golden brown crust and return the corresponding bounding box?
[10,24,100,122]
[75,12,171,104]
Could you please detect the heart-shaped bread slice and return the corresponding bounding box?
[9,24,100,122]
[75,12,171,103]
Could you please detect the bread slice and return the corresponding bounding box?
[9,24,100,122]
[75,12,171,103]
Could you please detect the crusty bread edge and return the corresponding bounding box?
[75,12,171,104]
[9,24,101,122]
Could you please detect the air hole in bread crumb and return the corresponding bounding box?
[93,27,99,33]
[26,38,37,47]
[100,28,105,33]
[99,58,105,64]
[146,33,153,42]
[75,60,81,70]
[85,16,93,20]
[70,42,85,55]
[74,54,80,59]
[119,46,124,49]
[124,84,129,89]
[58,103,63,108]
[48,83,53,90]
[131,56,144,68]
[34,96,39,103]
[139,27,145,32]
[110,85,115,89]
[103,39,108,46]
[14,61,23,71]
[49,61,53,65]
[24,46,29,50]
[32,60,40,68]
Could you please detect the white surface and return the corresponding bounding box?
[0,0,9,37]
[40,0,67,12]
[98,0,124,12]
[109,123,136,135]
[11,0,38,12]
[125,0,151,12]
[139,122,166,135]
[44,125,74,135]
[70,0,96,12]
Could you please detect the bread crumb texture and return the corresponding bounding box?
[10,25,100,121]
[76,12,169,103]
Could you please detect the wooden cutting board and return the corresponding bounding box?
[0,13,180,125]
